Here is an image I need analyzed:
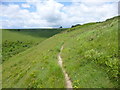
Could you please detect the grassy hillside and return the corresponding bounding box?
[2,16,119,88]
[2,28,66,42]
[2,28,66,62]
[61,16,119,88]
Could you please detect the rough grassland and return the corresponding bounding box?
[2,16,119,88]
[61,17,119,88]
[2,29,65,62]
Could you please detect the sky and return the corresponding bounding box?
[0,0,119,29]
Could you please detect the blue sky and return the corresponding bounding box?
[0,0,118,29]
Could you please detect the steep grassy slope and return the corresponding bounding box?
[2,16,119,88]
[2,29,65,62]
[61,17,119,88]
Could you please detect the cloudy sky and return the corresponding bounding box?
[0,0,119,29]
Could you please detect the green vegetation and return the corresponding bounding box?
[2,35,65,88]
[2,29,66,62]
[61,16,119,88]
[2,16,119,88]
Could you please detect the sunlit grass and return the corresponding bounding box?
[2,16,119,88]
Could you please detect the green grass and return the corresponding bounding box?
[2,35,66,88]
[2,29,66,62]
[2,16,119,88]
[2,28,66,42]
[61,16,119,88]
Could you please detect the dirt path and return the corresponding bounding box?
[58,46,73,89]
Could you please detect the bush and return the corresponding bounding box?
[84,49,119,80]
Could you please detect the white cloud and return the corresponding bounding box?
[0,0,118,28]
[1,0,119,2]
[21,4,30,8]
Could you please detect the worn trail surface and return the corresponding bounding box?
[58,46,73,89]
